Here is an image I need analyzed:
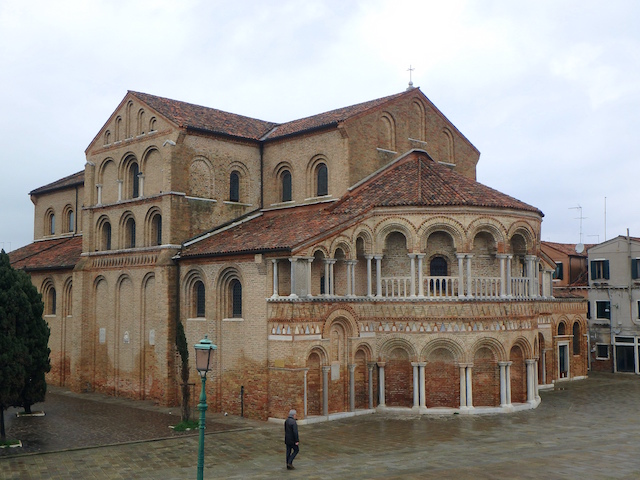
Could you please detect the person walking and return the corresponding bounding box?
[284,409,299,470]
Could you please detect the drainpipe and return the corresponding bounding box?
[259,142,264,209]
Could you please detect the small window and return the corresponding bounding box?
[231,280,242,318]
[45,286,56,315]
[67,210,74,233]
[557,322,566,336]
[195,280,205,318]
[151,214,162,246]
[632,259,640,280]
[430,257,448,276]
[572,322,581,354]
[46,211,55,236]
[596,300,611,319]
[125,218,136,248]
[587,300,591,319]
[590,260,610,280]
[553,262,563,280]
[102,222,112,250]
[596,344,609,359]
[316,163,328,196]
[281,170,292,202]
[230,171,240,202]
[130,163,140,198]
[320,275,326,295]
[637,300,640,319]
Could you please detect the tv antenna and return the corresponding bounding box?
[569,205,586,244]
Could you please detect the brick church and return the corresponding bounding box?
[10,86,588,421]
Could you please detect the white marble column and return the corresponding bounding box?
[525,255,536,297]
[497,254,507,297]
[506,362,512,405]
[349,364,356,412]
[306,257,313,297]
[117,179,123,201]
[506,255,513,297]
[534,359,540,401]
[417,254,425,297]
[526,359,536,402]
[138,173,144,198]
[418,362,426,409]
[289,257,298,298]
[498,361,508,407]
[365,255,373,297]
[456,254,466,298]
[329,260,336,295]
[322,366,330,416]
[368,363,375,409]
[465,365,474,408]
[378,362,386,407]
[346,260,357,297]
[271,259,279,297]
[465,254,473,299]
[459,365,467,408]
[408,254,417,297]
[375,255,383,297]
[324,259,331,296]
[412,362,420,408]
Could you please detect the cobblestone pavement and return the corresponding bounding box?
[2,373,640,479]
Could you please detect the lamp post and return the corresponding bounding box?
[194,335,217,480]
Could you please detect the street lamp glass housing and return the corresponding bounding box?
[194,335,217,377]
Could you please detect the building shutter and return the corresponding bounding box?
[603,260,610,280]
[590,261,596,280]
[632,259,639,280]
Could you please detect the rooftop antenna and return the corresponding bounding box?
[406,65,415,90]
[569,205,586,244]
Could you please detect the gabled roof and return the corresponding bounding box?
[129,91,278,141]
[331,150,542,215]
[128,89,420,142]
[29,171,85,196]
[9,236,82,271]
[265,90,409,140]
[180,151,542,258]
[541,241,594,258]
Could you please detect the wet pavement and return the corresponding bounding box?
[2,372,640,479]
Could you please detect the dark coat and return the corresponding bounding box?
[284,415,299,445]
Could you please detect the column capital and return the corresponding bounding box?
[348,364,357,372]
[457,362,473,368]
[417,362,427,367]
[373,254,383,260]
[345,259,357,265]
[289,257,298,263]
[525,358,536,365]
[411,361,420,367]
[496,253,508,259]
[324,258,337,265]
[525,254,537,261]
[322,366,331,373]
[498,361,509,367]
[376,361,386,368]
[364,254,374,260]
[456,253,467,260]
[407,253,417,259]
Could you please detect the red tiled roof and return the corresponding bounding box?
[129,91,278,141]
[266,91,409,139]
[181,203,355,257]
[181,151,542,258]
[541,241,595,258]
[9,236,82,271]
[29,171,84,196]
[129,90,412,142]
[332,151,542,215]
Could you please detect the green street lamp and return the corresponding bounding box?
[194,335,217,480]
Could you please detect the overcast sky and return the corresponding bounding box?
[1,0,639,251]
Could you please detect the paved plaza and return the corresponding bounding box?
[2,372,640,479]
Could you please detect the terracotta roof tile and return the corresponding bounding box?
[130,90,411,142]
[541,241,595,258]
[9,236,82,271]
[265,91,409,139]
[29,171,84,196]
[182,151,543,258]
[129,91,278,141]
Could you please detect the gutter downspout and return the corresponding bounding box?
[259,141,264,209]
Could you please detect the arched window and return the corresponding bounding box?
[558,322,566,336]
[316,163,328,196]
[104,130,111,145]
[281,170,292,202]
[125,217,136,248]
[231,280,242,318]
[103,222,112,250]
[151,214,162,246]
[229,171,240,202]
[195,280,205,318]
[572,322,581,354]
[115,117,122,141]
[149,117,157,132]
[430,256,448,276]
[64,206,74,233]
[43,283,56,315]
[129,162,140,198]
[46,210,55,236]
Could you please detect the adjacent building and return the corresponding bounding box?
[587,235,640,373]
[10,87,588,421]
